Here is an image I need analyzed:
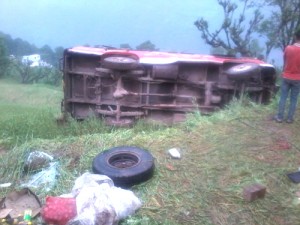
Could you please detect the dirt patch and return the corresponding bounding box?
[248,115,297,164]
[271,138,292,151]
[263,118,293,137]
[260,115,298,150]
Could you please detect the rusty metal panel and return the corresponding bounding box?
[62,46,277,126]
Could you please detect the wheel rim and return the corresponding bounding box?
[108,152,140,169]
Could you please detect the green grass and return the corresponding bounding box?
[0,79,116,146]
[0,79,62,106]
[1,78,300,225]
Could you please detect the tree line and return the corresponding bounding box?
[0,32,159,86]
[0,31,64,85]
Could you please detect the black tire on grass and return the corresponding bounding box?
[92,146,155,187]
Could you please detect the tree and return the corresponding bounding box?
[53,46,64,69]
[39,45,54,65]
[194,0,300,60]
[210,46,226,55]
[136,41,158,51]
[10,38,38,56]
[120,43,133,49]
[0,36,10,77]
[10,59,33,83]
[0,31,62,85]
[9,59,54,84]
[258,0,300,55]
[194,0,263,57]
[45,69,62,86]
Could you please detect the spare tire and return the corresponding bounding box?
[225,63,260,80]
[92,146,155,187]
[101,53,139,70]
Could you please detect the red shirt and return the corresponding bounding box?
[283,43,300,80]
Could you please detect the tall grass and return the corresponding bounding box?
[1,79,300,225]
[0,103,116,147]
[0,79,113,147]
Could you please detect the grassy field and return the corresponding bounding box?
[1,78,300,225]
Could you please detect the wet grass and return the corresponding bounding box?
[1,79,300,225]
[0,79,115,147]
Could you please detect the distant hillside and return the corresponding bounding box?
[0,31,64,67]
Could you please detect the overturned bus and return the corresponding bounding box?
[61,46,277,126]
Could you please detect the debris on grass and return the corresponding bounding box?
[21,151,58,192]
[41,172,142,225]
[21,162,59,192]
[165,164,176,171]
[243,183,267,202]
[24,151,54,171]
[287,171,300,183]
[168,148,181,159]
[0,183,12,188]
[0,188,41,219]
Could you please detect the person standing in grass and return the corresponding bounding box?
[274,28,300,123]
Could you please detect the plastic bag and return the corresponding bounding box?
[68,172,142,225]
[71,172,114,196]
[21,162,58,192]
[41,196,77,225]
[24,151,53,171]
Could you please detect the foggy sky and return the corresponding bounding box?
[0,0,223,54]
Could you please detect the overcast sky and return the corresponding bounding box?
[0,0,282,65]
[0,0,224,53]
